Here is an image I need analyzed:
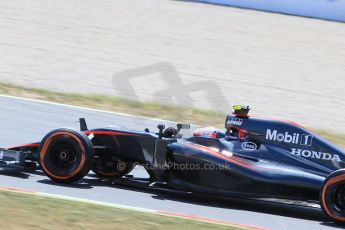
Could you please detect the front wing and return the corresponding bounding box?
[0,149,26,170]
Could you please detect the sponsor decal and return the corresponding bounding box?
[291,148,342,162]
[266,129,313,146]
[193,127,221,139]
[0,151,3,160]
[199,131,215,137]
[200,131,214,137]
[227,118,243,126]
[241,142,257,151]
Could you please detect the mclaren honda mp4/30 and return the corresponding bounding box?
[1,105,345,222]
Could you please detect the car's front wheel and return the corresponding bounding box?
[38,128,94,183]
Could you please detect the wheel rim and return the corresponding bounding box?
[49,142,77,169]
[332,183,345,213]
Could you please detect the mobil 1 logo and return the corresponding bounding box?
[266,129,313,146]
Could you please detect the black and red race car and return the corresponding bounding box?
[1,105,345,222]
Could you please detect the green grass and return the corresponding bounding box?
[0,190,242,230]
[0,82,344,147]
[0,82,225,127]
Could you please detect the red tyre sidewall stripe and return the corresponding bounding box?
[321,174,345,222]
[96,170,120,177]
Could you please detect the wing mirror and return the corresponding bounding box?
[157,124,166,138]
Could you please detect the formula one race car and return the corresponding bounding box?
[1,105,345,222]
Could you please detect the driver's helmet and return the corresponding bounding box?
[193,127,225,139]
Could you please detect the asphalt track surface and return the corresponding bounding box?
[0,95,343,230]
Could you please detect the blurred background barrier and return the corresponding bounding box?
[190,0,345,22]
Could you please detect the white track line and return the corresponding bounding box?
[0,94,182,124]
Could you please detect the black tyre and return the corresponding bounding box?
[38,128,94,183]
[320,169,345,222]
[93,159,135,178]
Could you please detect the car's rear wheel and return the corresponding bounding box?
[91,135,135,178]
[320,169,345,222]
[93,158,135,178]
[38,128,94,183]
